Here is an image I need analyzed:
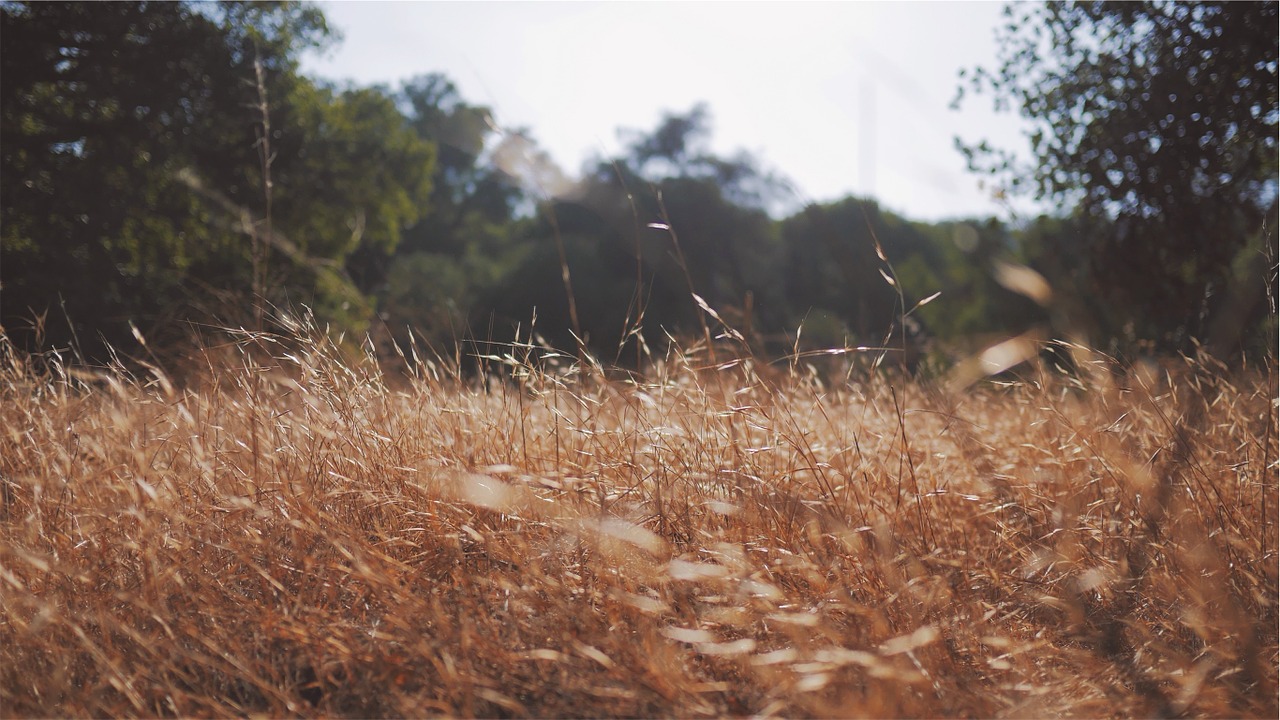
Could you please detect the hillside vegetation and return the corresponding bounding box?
[2,325,1274,717]
[5,2,1276,366]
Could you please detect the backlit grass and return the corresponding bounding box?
[1,324,1275,717]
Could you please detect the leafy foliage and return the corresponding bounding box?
[957,1,1278,352]
[5,0,1269,371]
[1,1,264,352]
[0,1,434,360]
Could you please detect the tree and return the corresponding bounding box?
[957,1,1277,354]
[598,106,789,342]
[1,1,437,359]
[0,1,329,355]
[371,75,529,353]
[274,82,435,273]
[400,74,515,226]
[458,105,788,362]
[4,2,238,354]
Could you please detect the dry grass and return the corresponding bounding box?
[1,323,1275,718]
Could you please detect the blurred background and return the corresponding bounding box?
[300,1,1040,222]
[2,1,1276,370]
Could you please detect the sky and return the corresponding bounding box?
[299,1,1044,222]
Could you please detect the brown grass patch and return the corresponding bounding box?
[1,327,1275,717]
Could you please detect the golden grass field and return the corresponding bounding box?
[1,324,1276,718]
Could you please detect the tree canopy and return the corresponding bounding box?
[1,1,435,359]
[957,1,1277,354]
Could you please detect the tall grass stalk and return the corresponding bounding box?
[250,42,274,333]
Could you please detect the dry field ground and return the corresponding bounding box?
[1,327,1276,717]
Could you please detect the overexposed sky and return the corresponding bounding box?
[300,1,1043,221]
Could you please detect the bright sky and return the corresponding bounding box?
[300,1,1043,222]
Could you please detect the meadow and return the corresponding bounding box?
[1,321,1275,717]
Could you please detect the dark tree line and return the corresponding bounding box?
[2,1,1274,371]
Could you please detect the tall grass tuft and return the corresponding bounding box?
[1,319,1275,717]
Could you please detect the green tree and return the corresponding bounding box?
[401,74,519,233]
[1,1,437,358]
[470,105,793,363]
[1,1,328,355]
[586,105,789,353]
[956,1,1278,354]
[373,75,528,353]
[780,199,944,347]
[909,219,1046,345]
[274,82,435,275]
[4,2,253,354]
